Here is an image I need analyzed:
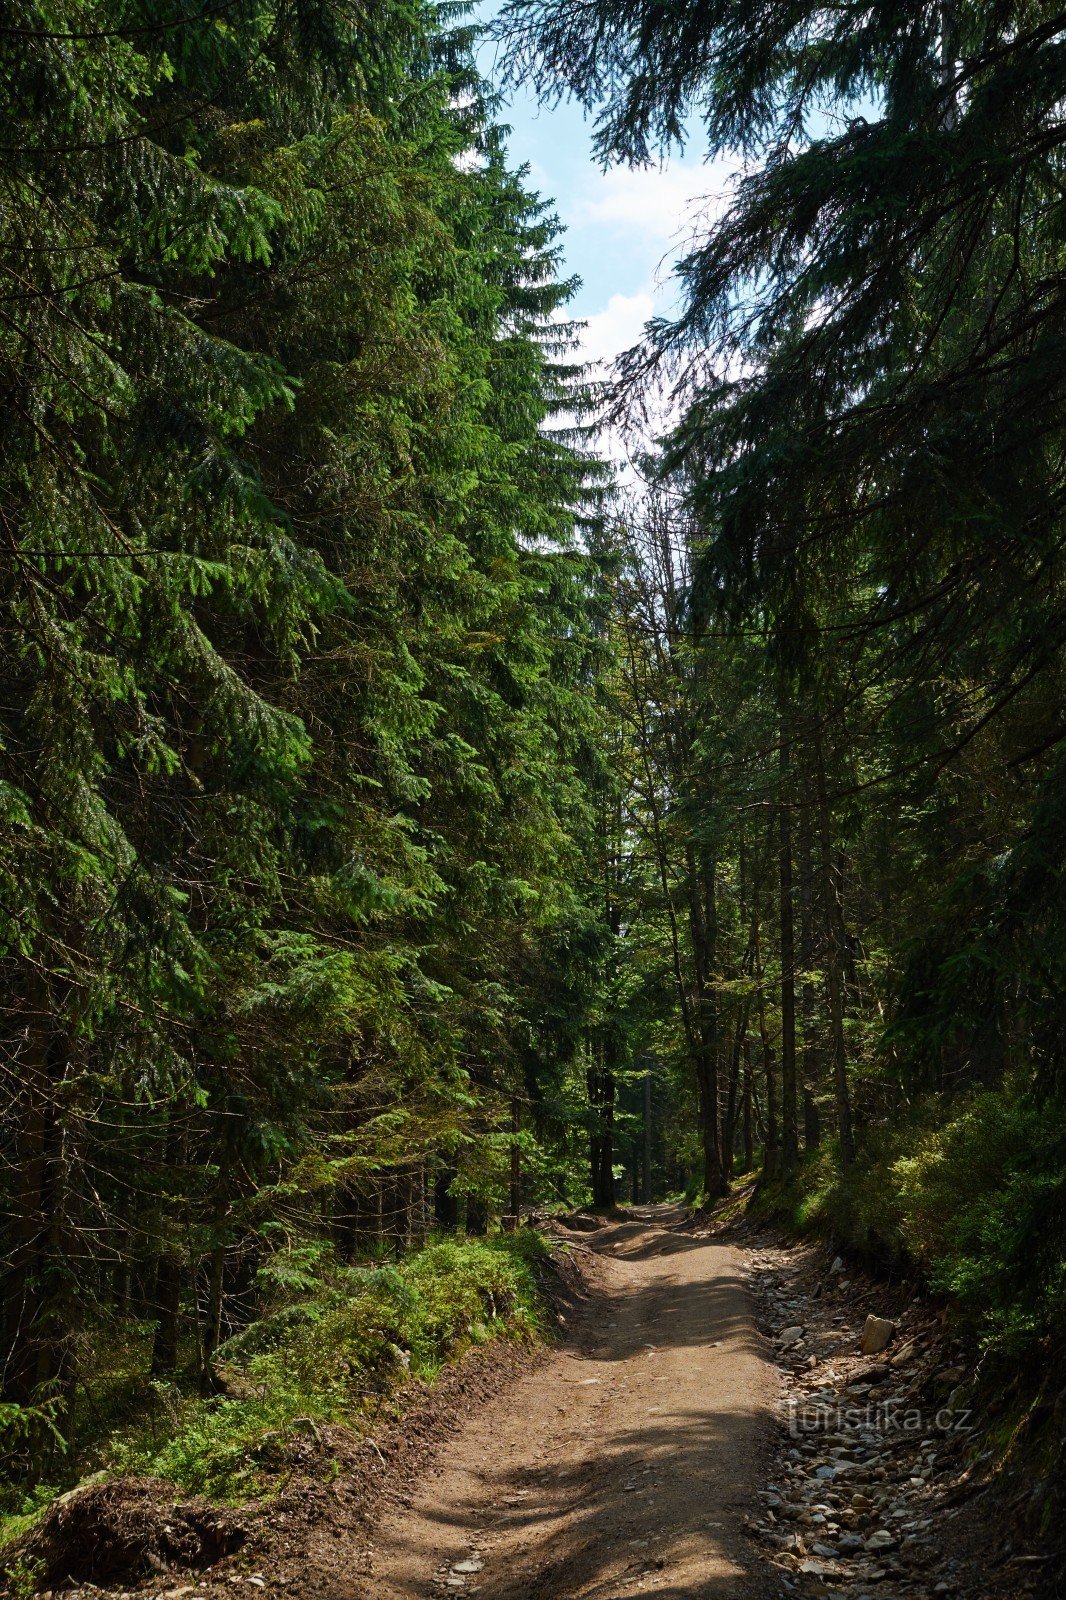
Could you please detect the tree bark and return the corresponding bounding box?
[753,904,778,1179]
[815,733,857,1167]
[587,1044,616,1209]
[803,1087,822,1152]
[687,845,726,1198]
[778,728,798,1173]
[151,1249,182,1375]
[509,1096,521,1226]
[722,1012,748,1180]
[742,1036,755,1173]
[466,1194,489,1236]
[642,1069,652,1201]
[798,793,821,1145]
[434,1167,459,1229]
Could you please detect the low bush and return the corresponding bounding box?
[894,1093,1066,1356]
[0,1231,553,1520]
[779,1134,912,1267]
[753,1092,1066,1359]
[111,1230,551,1500]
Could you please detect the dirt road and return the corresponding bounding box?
[369,1207,776,1600]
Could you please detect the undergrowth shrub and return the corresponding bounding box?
[894,1093,1066,1356]
[109,1230,552,1501]
[756,1091,1066,1360]
[786,1134,910,1266]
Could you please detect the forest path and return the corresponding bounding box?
[367,1206,776,1600]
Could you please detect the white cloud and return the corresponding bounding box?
[552,157,745,465]
[576,290,656,368]
[552,289,678,478]
[573,159,737,257]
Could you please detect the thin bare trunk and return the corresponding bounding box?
[752,905,778,1179]
[779,728,798,1173]
[742,1038,755,1173]
[815,734,857,1167]
[798,794,821,1149]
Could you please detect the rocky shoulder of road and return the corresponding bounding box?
[717,1214,1062,1600]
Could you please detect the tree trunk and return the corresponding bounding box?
[3,990,57,1407]
[742,1037,755,1173]
[588,1044,616,1209]
[687,846,726,1198]
[3,980,79,1474]
[798,794,822,1137]
[466,1194,489,1236]
[509,1097,522,1226]
[149,1119,187,1375]
[201,1158,231,1380]
[434,1166,459,1229]
[803,1087,822,1152]
[722,1012,748,1181]
[778,728,798,1173]
[815,734,857,1167]
[201,1242,226,1389]
[753,905,778,1179]
[151,1249,182,1375]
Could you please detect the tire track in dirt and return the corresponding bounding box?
[367,1206,776,1600]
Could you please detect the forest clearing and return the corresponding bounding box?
[1,0,1064,1595]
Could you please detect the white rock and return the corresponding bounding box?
[860,1314,896,1354]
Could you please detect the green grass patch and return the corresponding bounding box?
[0,1230,554,1534]
[106,1230,552,1502]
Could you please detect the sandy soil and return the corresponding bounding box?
[367,1206,777,1600]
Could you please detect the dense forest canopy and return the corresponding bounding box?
[498,0,1066,1297]
[1,0,1064,1506]
[0,0,614,1456]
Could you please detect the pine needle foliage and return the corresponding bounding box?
[500,0,1066,1369]
[0,0,614,1477]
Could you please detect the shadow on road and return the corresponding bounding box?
[368,1206,772,1600]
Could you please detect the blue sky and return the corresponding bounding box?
[474,3,739,375]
